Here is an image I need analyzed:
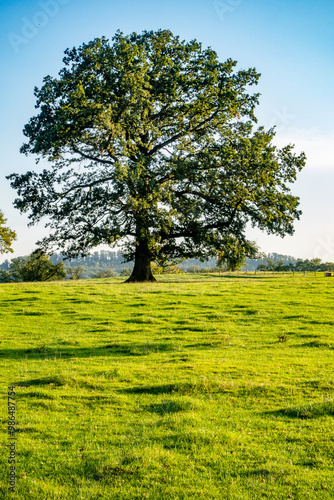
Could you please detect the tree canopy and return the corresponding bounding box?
[8,29,306,281]
[0,211,16,254]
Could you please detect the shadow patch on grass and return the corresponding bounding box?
[66,299,96,304]
[5,345,75,358]
[0,343,174,359]
[239,468,272,478]
[186,341,223,349]
[307,320,334,326]
[123,317,162,325]
[104,342,175,356]
[300,380,321,388]
[88,328,111,332]
[237,385,285,397]
[123,383,185,395]
[297,341,333,349]
[1,297,39,303]
[161,432,214,450]
[15,426,40,433]
[297,334,321,339]
[284,315,306,319]
[173,326,206,333]
[94,465,139,480]
[15,311,46,316]
[15,375,104,390]
[127,303,148,307]
[81,460,140,481]
[145,400,192,415]
[30,401,57,409]
[16,375,67,387]
[59,340,80,346]
[123,380,228,395]
[230,306,259,315]
[18,390,55,399]
[270,401,334,419]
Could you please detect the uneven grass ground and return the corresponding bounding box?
[0,273,334,499]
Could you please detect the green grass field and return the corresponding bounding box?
[1,273,334,499]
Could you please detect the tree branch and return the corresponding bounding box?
[60,176,116,196]
[148,107,221,156]
[72,146,117,164]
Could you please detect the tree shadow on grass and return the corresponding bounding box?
[186,341,223,349]
[155,275,271,283]
[14,375,108,391]
[210,274,271,280]
[122,383,189,395]
[0,342,175,360]
[236,468,272,478]
[267,400,334,419]
[145,400,192,415]
[103,342,175,355]
[0,297,39,303]
[293,341,333,349]
[122,380,227,395]
[15,375,67,387]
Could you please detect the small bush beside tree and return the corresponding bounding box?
[0,250,66,282]
[93,269,117,278]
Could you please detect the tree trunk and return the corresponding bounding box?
[125,240,156,283]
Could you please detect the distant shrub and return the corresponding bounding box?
[120,268,133,277]
[67,265,85,280]
[151,263,182,275]
[1,250,66,282]
[186,266,201,273]
[93,269,117,278]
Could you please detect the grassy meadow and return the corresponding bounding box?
[1,272,334,499]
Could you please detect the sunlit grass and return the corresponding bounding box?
[1,273,334,498]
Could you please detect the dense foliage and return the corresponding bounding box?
[0,210,16,254]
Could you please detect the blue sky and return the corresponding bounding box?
[1,0,334,262]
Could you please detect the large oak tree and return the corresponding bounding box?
[8,30,306,281]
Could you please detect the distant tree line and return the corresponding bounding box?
[243,252,297,271]
[256,257,334,273]
[1,250,333,283]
